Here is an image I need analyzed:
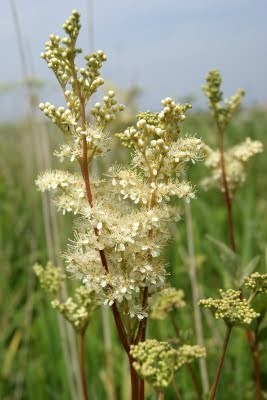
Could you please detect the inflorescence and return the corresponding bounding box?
[150,287,185,320]
[34,262,98,332]
[199,289,259,325]
[36,11,204,333]
[130,339,206,393]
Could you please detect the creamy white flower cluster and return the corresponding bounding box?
[151,287,186,320]
[117,102,202,181]
[65,203,177,314]
[199,289,259,325]
[37,11,203,330]
[109,166,194,205]
[36,102,202,323]
[202,138,263,197]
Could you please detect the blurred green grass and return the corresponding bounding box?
[0,107,266,399]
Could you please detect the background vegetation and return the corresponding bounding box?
[1,96,266,398]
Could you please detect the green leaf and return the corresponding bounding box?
[206,235,239,266]
[206,235,240,286]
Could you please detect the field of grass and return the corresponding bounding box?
[0,105,266,400]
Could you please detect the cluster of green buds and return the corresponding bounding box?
[202,69,245,129]
[130,339,178,393]
[150,287,185,320]
[116,98,191,150]
[33,262,65,296]
[244,272,267,294]
[157,98,191,137]
[39,10,125,165]
[39,10,115,124]
[199,289,259,326]
[176,344,206,369]
[130,339,206,394]
[39,103,77,134]
[34,262,99,332]
[90,90,125,129]
[52,286,98,333]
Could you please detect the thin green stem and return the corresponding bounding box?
[209,325,232,400]
[172,380,183,400]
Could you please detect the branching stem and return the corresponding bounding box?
[70,53,137,397]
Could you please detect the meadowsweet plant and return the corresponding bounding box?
[202,69,263,251]
[202,138,263,198]
[34,262,99,333]
[130,339,178,399]
[130,340,206,399]
[202,70,265,400]
[199,289,259,326]
[36,10,204,399]
[244,272,267,295]
[199,285,264,400]
[150,286,207,399]
[34,262,98,400]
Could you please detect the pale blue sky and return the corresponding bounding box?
[1,0,267,120]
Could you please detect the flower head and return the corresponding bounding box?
[244,272,267,294]
[33,262,65,295]
[199,289,259,325]
[130,339,178,392]
[151,287,185,320]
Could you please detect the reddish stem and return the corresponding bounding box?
[210,325,232,400]
[218,125,236,252]
[217,122,262,399]
[78,331,89,400]
[129,355,139,400]
[138,318,147,400]
[73,73,137,396]
[246,331,262,400]
[187,364,202,400]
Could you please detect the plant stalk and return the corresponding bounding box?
[72,62,138,398]
[187,365,202,400]
[129,355,139,400]
[217,123,262,399]
[217,125,236,251]
[209,325,232,400]
[78,331,89,400]
[246,330,262,400]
